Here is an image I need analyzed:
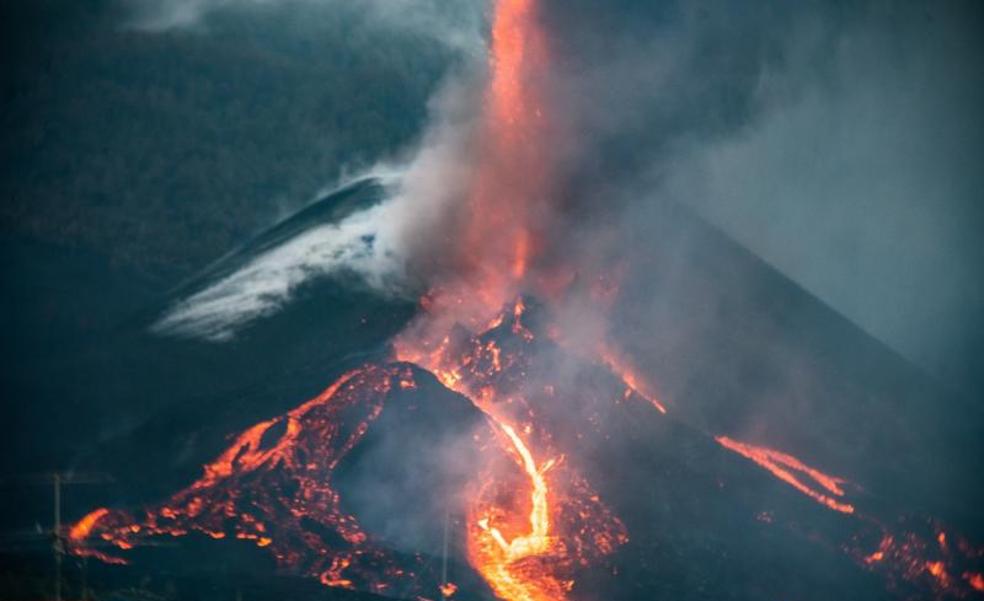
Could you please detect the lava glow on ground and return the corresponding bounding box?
[66,1,984,600]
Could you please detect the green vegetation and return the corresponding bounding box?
[0,1,456,284]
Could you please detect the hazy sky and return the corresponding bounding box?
[535,0,983,395]
[6,0,981,395]
[660,3,983,393]
[144,0,983,394]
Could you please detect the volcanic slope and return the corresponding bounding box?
[66,297,984,601]
[0,177,415,541]
[18,180,981,601]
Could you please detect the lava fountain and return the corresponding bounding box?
[65,0,984,600]
[393,1,601,597]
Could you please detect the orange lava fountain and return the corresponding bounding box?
[63,0,984,599]
[395,296,628,601]
[404,0,550,341]
[393,2,598,597]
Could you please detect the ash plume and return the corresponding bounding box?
[151,173,409,341]
[150,65,489,341]
[151,0,984,395]
[67,3,984,599]
[124,0,486,52]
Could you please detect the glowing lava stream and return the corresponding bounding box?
[395,304,567,600]
[394,293,632,601]
[60,0,984,593]
[597,341,668,414]
[479,423,553,559]
[472,420,561,601]
[715,436,855,514]
[398,0,568,594]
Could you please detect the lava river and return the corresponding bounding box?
[66,0,984,599]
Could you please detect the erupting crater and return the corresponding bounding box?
[67,0,984,599]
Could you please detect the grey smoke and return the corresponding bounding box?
[659,4,984,392]
[153,69,487,341]
[124,0,487,53]
[539,0,983,395]
[152,0,982,394]
[152,175,408,341]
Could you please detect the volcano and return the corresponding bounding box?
[65,277,983,601]
[43,138,984,601]
[32,0,984,599]
[53,169,983,600]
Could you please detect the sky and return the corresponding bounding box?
[536,0,984,395]
[1,2,982,595]
[3,0,981,397]
[126,0,984,395]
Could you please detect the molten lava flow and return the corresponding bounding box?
[597,341,667,414]
[713,437,984,597]
[397,298,628,601]
[967,572,984,592]
[471,423,563,601]
[715,436,855,514]
[64,0,984,597]
[70,293,629,601]
[440,581,459,597]
[865,535,893,564]
[482,423,553,560]
[851,520,984,598]
[388,0,620,595]
[66,366,442,596]
[926,560,951,588]
[69,508,110,542]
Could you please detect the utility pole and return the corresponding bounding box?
[440,507,451,596]
[0,471,113,601]
[53,473,62,601]
[80,556,88,601]
[442,508,450,583]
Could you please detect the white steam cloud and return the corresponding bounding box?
[153,73,483,342]
[153,182,405,342]
[125,0,485,53]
